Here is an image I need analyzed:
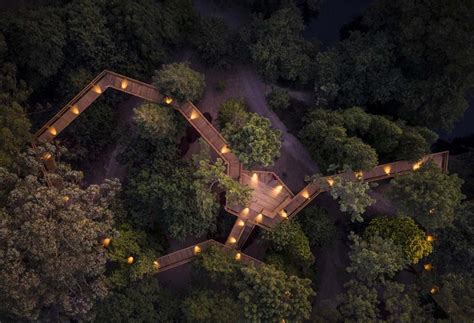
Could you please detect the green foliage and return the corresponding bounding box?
[194,245,315,322]
[217,97,249,129]
[389,162,465,231]
[297,206,336,247]
[191,17,235,68]
[158,0,197,45]
[107,224,163,289]
[241,6,315,84]
[263,220,313,264]
[382,281,433,323]
[267,87,290,113]
[64,0,119,71]
[365,216,432,264]
[299,109,378,172]
[223,113,282,167]
[436,272,474,322]
[328,176,376,222]
[193,244,243,285]
[338,279,380,322]
[237,265,315,322]
[95,277,179,323]
[193,140,253,207]
[133,103,178,140]
[182,289,240,323]
[0,150,119,321]
[432,202,474,275]
[347,233,408,283]
[2,6,66,82]
[0,100,31,170]
[153,62,205,102]
[365,115,403,155]
[300,108,436,170]
[316,0,473,130]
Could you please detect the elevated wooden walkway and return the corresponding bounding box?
[155,239,263,273]
[34,70,242,178]
[33,69,450,268]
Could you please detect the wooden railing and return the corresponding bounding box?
[155,239,263,273]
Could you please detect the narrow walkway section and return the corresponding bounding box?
[155,239,263,273]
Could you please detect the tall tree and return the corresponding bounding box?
[223,113,282,167]
[0,148,120,321]
[326,176,376,222]
[237,265,315,322]
[262,220,313,264]
[0,100,31,170]
[347,233,408,284]
[182,289,240,323]
[241,5,315,84]
[364,216,432,264]
[389,162,465,231]
[153,62,205,102]
[316,0,474,130]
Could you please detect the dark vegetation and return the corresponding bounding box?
[0,0,473,321]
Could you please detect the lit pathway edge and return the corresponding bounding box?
[33,70,449,270]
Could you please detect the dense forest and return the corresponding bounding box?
[1,0,473,321]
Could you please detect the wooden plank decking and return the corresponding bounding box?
[155,239,263,273]
[33,69,450,270]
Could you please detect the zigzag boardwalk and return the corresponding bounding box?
[33,69,450,268]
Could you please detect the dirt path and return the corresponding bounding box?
[84,96,142,185]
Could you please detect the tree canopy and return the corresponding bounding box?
[389,162,465,231]
[241,5,315,84]
[316,0,474,130]
[0,149,120,321]
[364,216,432,264]
[223,112,282,167]
[153,62,205,102]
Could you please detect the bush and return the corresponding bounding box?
[297,206,336,247]
[217,97,248,129]
[267,87,290,112]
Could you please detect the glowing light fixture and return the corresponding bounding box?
[241,207,250,216]
[251,173,258,182]
[429,208,436,214]
[430,286,438,294]
[193,245,202,255]
[235,252,241,261]
[48,127,57,136]
[327,178,334,186]
[301,190,310,199]
[93,85,102,94]
[164,96,173,105]
[42,152,52,160]
[383,165,391,175]
[280,209,288,218]
[190,109,199,120]
[71,105,80,115]
[413,160,423,170]
[237,219,245,227]
[426,234,434,242]
[121,79,128,89]
[255,213,263,223]
[220,145,230,154]
[62,196,69,202]
[423,263,433,271]
[355,171,363,180]
[153,261,160,269]
[228,237,237,244]
[102,238,111,247]
[127,256,134,264]
[273,185,283,195]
